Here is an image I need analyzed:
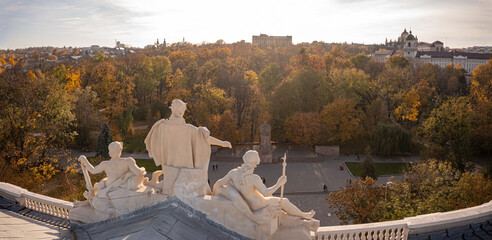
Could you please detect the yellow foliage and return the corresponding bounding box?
[394,88,421,121]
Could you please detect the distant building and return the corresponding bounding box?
[371,28,492,72]
[416,51,491,73]
[252,34,292,47]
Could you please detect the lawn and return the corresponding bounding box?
[345,162,411,177]
[123,130,149,152]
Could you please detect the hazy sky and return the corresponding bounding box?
[1,0,491,49]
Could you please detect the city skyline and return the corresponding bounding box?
[1,0,491,50]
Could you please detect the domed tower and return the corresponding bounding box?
[403,31,418,58]
[400,28,409,42]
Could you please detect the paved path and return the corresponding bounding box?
[0,210,70,239]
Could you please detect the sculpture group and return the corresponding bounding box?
[70,99,319,240]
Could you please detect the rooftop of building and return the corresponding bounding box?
[416,51,492,59]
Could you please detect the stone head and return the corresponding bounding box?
[170,99,187,117]
[108,141,123,158]
[243,150,260,168]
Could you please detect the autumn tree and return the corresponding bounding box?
[349,54,372,70]
[285,112,321,148]
[420,97,474,171]
[374,66,413,119]
[0,66,75,189]
[328,159,492,223]
[320,98,365,145]
[386,55,410,69]
[73,87,102,147]
[270,69,323,140]
[394,88,421,123]
[259,62,283,96]
[321,68,374,106]
[326,177,384,224]
[207,110,238,144]
[469,59,492,153]
[190,80,230,126]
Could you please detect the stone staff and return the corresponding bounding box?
[279,152,287,205]
[79,155,94,199]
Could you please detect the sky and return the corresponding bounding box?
[1,0,491,49]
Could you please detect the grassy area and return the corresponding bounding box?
[135,159,161,172]
[123,130,149,152]
[345,162,411,177]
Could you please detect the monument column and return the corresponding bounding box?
[259,121,274,163]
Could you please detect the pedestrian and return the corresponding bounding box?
[323,184,328,192]
[215,164,218,170]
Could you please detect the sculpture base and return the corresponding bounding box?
[195,195,278,240]
[259,149,274,164]
[69,186,168,224]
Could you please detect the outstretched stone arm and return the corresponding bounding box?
[253,175,287,197]
[79,155,106,174]
[212,173,231,195]
[127,157,146,176]
[210,136,232,148]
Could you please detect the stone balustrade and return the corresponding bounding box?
[314,220,408,240]
[1,181,491,239]
[314,200,492,240]
[0,182,73,219]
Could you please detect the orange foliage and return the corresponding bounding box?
[285,112,321,147]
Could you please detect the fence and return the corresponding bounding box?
[0,182,73,219]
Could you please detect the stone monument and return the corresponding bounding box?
[259,121,274,163]
[71,99,320,239]
[70,141,167,223]
[197,150,319,239]
[144,99,231,203]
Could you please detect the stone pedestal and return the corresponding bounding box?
[259,121,274,163]
[259,149,274,163]
[196,195,278,240]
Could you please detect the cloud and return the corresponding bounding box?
[0,0,142,48]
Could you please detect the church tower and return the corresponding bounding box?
[403,30,418,58]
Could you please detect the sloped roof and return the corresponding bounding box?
[71,197,249,240]
[409,221,492,240]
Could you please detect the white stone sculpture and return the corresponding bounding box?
[144,99,231,200]
[69,142,166,223]
[197,150,319,239]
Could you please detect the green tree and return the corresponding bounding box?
[371,123,411,156]
[259,62,283,95]
[96,123,113,158]
[73,87,102,147]
[386,55,410,69]
[361,146,376,180]
[321,68,374,106]
[349,54,372,70]
[270,68,323,140]
[419,97,474,171]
